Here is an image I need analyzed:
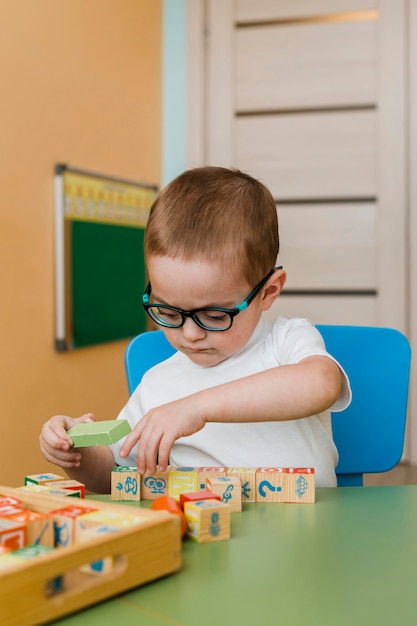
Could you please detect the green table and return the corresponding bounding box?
[54,486,417,626]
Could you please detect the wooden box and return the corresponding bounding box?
[0,485,182,626]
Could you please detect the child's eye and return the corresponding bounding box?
[199,311,228,322]
[156,307,181,320]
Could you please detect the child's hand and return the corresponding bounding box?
[39,413,96,469]
[119,399,206,474]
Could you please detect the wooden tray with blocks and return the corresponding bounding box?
[0,485,182,626]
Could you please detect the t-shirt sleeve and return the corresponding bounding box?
[271,317,351,412]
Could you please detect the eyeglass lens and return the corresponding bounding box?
[148,305,232,330]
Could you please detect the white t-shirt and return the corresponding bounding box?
[111,316,351,487]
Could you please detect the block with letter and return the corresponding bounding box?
[285,468,315,504]
[197,466,227,491]
[184,500,230,543]
[227,467,257,502]
[24,473,66,487]
[168,467,199,501]
[141,467,172,500]
[111,466,141,502]
[206,476,242,512]
[67,419,131,447]
[256,468,286,503]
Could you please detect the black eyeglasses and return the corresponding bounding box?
[142,266,282,332]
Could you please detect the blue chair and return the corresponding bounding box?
[125,326,411,487]
[317,325,411,486]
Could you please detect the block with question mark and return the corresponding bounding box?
[256,468,286,503]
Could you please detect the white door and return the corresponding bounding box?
[187,0,407,330]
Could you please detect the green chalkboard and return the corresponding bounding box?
[70,221,147,348]
[54,165,157,350]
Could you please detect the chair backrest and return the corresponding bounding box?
[316,325,411,486]
[125,330,176,395]
[125,326,411,487]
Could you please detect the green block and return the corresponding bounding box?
[67,420,131,447]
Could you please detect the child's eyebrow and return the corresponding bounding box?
[150,290,169,305]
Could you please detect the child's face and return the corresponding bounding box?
[146,256,267,366]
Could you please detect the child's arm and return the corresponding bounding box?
[40,413,115,493]
[120,355,342,473]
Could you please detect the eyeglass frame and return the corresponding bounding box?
[142,266,283,332]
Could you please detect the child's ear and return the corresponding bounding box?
[261,268,287,311]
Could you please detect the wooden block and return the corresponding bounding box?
[74,510,148,541]
[111,466,141,502]
[50,504,99,547]
[197,466,227,491]
[0,519,27,550]
[47,480,86,498]
[67,419,131,447]
[24,473,66,486]
[16,484,51,494]
[179,490,221,509]
[0,496,24,510]
[168,467,199,501]
[256,468,286,503]
[0,506,26,517]
[150,496,187,537]
[184,500,230,543]
[206,476,242,512]
[47,488,82,498]
[141,467,172,500]
[227,467,257,502]
[4,510,54,547]
[285,468,315,504]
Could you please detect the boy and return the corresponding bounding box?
[40,167,350,491]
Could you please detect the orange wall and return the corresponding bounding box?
[0,1,162,486]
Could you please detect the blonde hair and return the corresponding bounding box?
[144,166,279,285]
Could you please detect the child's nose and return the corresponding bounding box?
[181,316,207,340]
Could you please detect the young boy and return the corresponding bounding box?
[40,166,350,491]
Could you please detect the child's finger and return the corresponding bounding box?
[119,422,142,459]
